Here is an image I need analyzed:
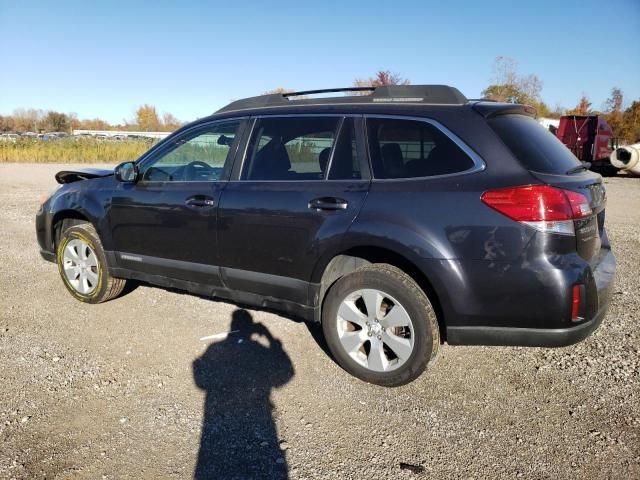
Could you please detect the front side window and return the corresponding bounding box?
[366,117,475,179]
[242,117,340,181]
[141,121,240,182]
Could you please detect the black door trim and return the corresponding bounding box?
[116,251,220,275]
[109,251,318,309]
[107,250,320,322]
[221,267,311,306]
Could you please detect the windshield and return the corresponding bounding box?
[489,114,582,174]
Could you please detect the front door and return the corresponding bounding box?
[108,119,244,285]
[217,116,370,305]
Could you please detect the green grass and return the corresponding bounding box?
[0,138,156,163]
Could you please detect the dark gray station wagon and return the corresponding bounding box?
[36,85,616,386]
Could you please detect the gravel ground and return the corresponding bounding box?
[0,164,638,479]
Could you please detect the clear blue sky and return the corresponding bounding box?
[1,0,639,124]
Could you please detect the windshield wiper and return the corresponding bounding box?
[566,161,591,175]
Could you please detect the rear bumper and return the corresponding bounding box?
[446,301,608,347]
[443,247,616,347]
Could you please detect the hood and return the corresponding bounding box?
[55,167,114,184]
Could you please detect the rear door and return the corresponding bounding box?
[217,115,369,305]
[108,119,245,285]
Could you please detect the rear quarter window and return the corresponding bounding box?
[489,114,582,174]
[366,117,476,179]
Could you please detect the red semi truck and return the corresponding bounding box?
[555,115,619,175]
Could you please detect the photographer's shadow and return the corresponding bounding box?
[193,309,294,479]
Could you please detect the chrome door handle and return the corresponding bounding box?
[186,196,216,208]
[308,197,348,211]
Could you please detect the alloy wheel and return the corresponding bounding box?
[62,238,99,295]
[336,289,415,372]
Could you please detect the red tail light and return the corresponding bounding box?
[481,185,592,235]
[571,285,582,321]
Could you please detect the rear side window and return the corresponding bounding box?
[489,114,581,174]
[243,117,339,181]
[366,118,475,179]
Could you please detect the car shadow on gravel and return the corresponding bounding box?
[603,172,640,180]
[192,309,294,479]
[142,281,338,371]
[305,322,333,359]
[119,279,140,297]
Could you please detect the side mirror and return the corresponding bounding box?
[115,161,138,183]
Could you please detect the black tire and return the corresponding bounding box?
[321,263,439,387]
[56,223,126,304]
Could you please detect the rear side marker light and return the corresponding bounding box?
[571,285,583,322]
[481,185,592,235]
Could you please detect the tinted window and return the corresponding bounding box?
[328,118,361,180]
[366,118,475,179]
[489,114,581,174]
[243,117,339,181]
[142,121,240,182]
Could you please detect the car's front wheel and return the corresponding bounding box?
[322,264,440,387]
[56,222,126,303]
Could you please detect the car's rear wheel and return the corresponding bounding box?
[56,223,126,303]
[321,264,439,387]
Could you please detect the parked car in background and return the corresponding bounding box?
[0,133,19,142]
[48,132,69,138]
[36,85,616,386]
[37,133,61,141]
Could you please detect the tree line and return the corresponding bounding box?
[480,57,639,143]
[2,61,639,143]
[0,104,183,134]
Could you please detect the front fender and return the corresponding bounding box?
[46,179,114,250]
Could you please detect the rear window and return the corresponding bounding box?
[489,114,581,174]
